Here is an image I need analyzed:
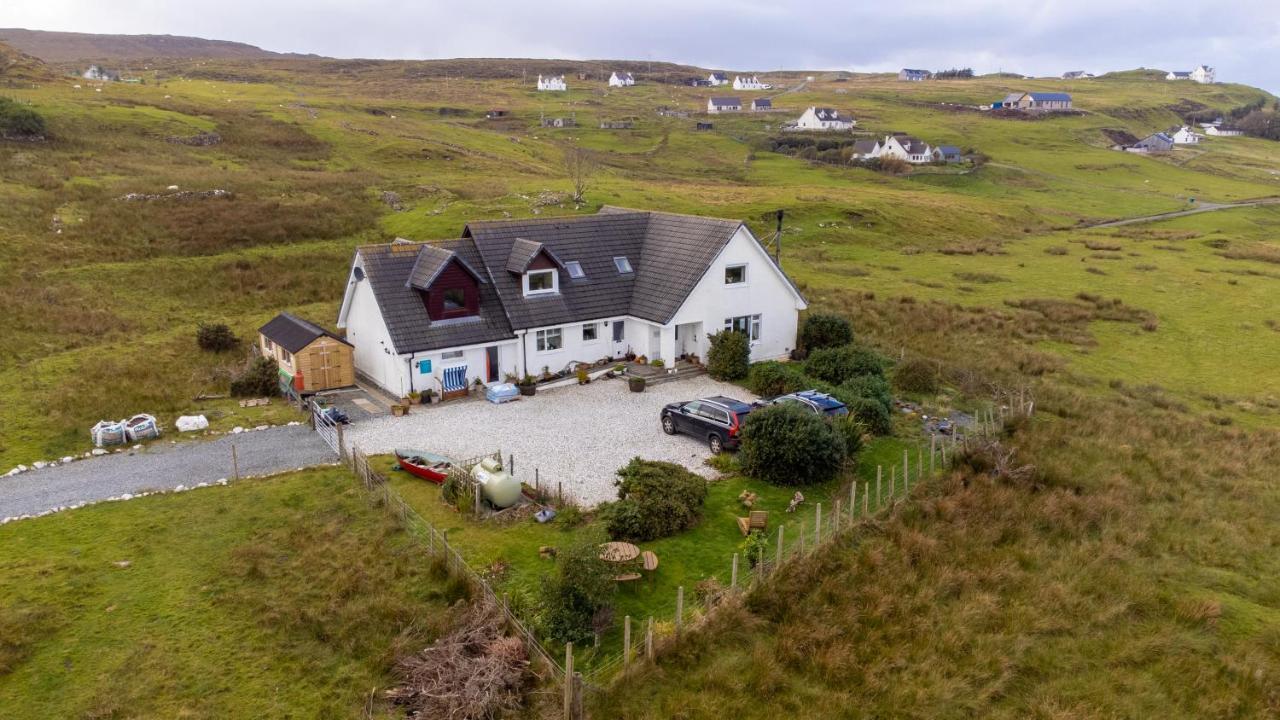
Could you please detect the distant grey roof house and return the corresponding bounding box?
[899,68,930,81]
[1127,132,1174,153]
[338,208,807,398]
[707,96,742,114]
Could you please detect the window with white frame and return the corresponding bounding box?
[613,256,633,274]
[565,261,585,279]
[524,269,557,296]
[263,337,274,353]
[536,328,563,352]
[281,349,293,364]
[582,323,598,342]
[724,264,747,284]
[724,314,762,341]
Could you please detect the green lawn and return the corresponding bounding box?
[0,467,465,719]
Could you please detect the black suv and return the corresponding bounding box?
[660,395,755,454]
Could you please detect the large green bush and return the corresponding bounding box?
[746,361,809,397]
[0,97,46,138]
[539,542,615,645]
[197,322,239,352]
[805,344,885,385]
[799,313,853,351]
[706,330,750,380]
[840,374,892,413]
[739,404,845,486]
[894,357,940,394]
[848,397,892,435]
[605,458,707,542]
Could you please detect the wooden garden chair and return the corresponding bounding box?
[737,510,768,536]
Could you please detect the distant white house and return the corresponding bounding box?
[537,75,567,91]
[850,134,939,164]
[608,71,635,87]
[1204,124,1243,137]
[82,65,119,81]
[1170,126,1202,145]
[1062,70,1094,79]
[750,98,772,112]
[898,68,929,81]
[733,75,770,90]
[795,106,855,131]
[708,73,729,86]
[1167,65,1214,84]
[707,97,742,114]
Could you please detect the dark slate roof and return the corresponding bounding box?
[851,139,879,154]
[710,73,727,80]
[901,68,929,75]
[1029,92,1071,102]
[938,145,962,155]
[406,244,485,291]
[259,312,351,353]
[752,98,772,107]
[709,96,741,106]
[504,237,565,274]
[812,107,851,122]
[357,238,515,354]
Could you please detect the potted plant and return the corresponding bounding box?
[636,355,648,366]
[688,353,700,366]
[628,375,646,393]
[576,366,590,385]
[624,348,636,362]
[392,403,408,417]
[407,391,422,405]
[518,374,538,397]
[423,388,437,405]
[651,358,665,369]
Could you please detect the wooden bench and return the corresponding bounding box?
[615,572,643,583]
[737,510,768,536]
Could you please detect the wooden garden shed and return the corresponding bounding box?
[258,312,355,394]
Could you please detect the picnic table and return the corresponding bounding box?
[599,541,640,564]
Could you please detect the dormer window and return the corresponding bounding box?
[613,256,633,274]
[524,269,558,296]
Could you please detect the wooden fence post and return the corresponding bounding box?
[731,553,739,588]
[849,482,856,522]
[776,525,784,568]
[815,503,822,544]
[571,673,583,720]
[930,434,937,473]
[624,615,632,668]
[675,587,684,636]
[335,421,346,462]
[563,643,574,719]
[231,442,240,481]
[646,617,654,660]
[876,465,882,508]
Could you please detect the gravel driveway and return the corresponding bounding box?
[0,425,336,520]
[345,375,758,506]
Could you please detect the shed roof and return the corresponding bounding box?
[259,312,351,353]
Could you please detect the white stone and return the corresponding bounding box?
[92,448,108,456]
[254,425,268,431]
[61,456,74,463]
[231,426,245,434]
[33,461,48,470]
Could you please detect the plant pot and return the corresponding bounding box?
[519,384,537,397]
[628,377,646,393]
[391,404,408,417]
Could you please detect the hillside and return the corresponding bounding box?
[0,47,1278,717]
[0,41,53,83]
[0,28,297,61]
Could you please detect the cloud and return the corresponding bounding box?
[3,0,1277,91]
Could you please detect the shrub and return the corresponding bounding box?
[706,330,750,380]
[746,361,809,397]
[605,458,707,542]
[740,532,771,568]
[0,97,46,138]
[539,542,615,645]
[833,415,865,456]
[799,313,853,351]
[230,357,279,397]
[805,344,885,385]
[739,404,845,486]
[848,397,892,435]
[196,322,239,352]
[839,374,892,414]
[877,156,912,175]
[894,357,939,394]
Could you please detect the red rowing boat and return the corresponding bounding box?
[395,448,455,484]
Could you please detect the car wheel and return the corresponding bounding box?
[661,415,676,435]
[708,434,724,454]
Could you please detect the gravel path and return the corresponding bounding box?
[345,375,759,506]
[0,425,336,520]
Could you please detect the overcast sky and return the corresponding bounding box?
[5,0,1279,92]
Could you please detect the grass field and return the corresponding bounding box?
[0,467,470,719]
[3,47,1280,717]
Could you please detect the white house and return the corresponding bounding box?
[82,65,119,81]
[733,75,770,90]
[1062,70,1094,79]
[337,208,807,398]
[1171,126,1201,144]
[707,96,742,114]
[898,68,929,81]
[537,75,567,91]
[850,134,938,164]
[1167,65,1214,83]
[608,71,635,87]
[795,106,855,131]
[708,73,729,86]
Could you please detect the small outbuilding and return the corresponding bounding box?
[258,312,355,394]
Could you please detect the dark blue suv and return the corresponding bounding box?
[758,390,849,419]
[660,395,755,454]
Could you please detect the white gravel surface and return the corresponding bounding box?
[345,375,759,506]
[0,425,336,520]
